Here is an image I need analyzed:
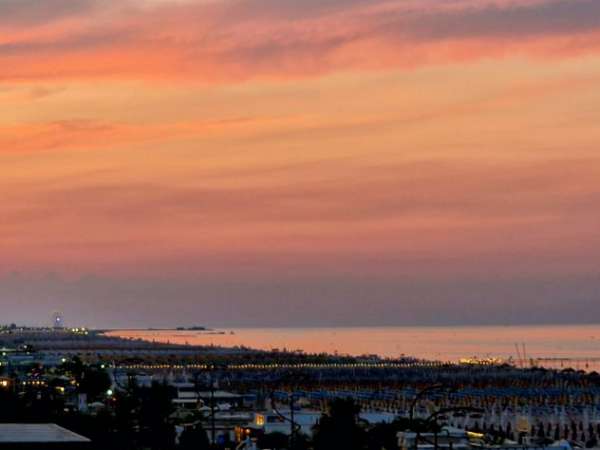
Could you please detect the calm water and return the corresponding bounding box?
[107,324,600,370]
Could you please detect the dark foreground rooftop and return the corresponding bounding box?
[0,424,90,449]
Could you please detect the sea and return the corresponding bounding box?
[106,324,600,371]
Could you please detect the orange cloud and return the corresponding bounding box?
[0,116,299,153]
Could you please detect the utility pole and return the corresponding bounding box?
[210,366,216,447]
[290,393,295,450]
[193,371,200,413]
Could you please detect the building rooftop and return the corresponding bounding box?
[197,390,243,398]
[0,424,90,443]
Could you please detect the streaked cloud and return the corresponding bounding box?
[2,0,600,82]
[3,156,599,278]
[0,116,282,153]
[0,0,100,26]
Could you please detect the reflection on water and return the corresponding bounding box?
[106,324,600,370]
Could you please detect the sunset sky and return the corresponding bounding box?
[1,0,600,327]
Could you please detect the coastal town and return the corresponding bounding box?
[4,0,600,448]
[2,323,600,450]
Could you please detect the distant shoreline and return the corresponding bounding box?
[100,328,230,336]
[98,323,600,330]
[104,325,600,372]
[99,327,216,332]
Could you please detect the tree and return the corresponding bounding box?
[257,432,289,450]
[0,388,19,421]
[61,356,85,378]
[113,388,141,448]
[179,424,210,450]
[367,422,402,450]
[291,432,310,450]
[138,382,177,450]
[312,398,366,450]
[59,357,111,400]
[79,367,111,400]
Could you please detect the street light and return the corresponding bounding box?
[408,385,483,450]
[415,407,484,450]
[197,363,224,448]
[270,392,301,450]
[409,384,450,422]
